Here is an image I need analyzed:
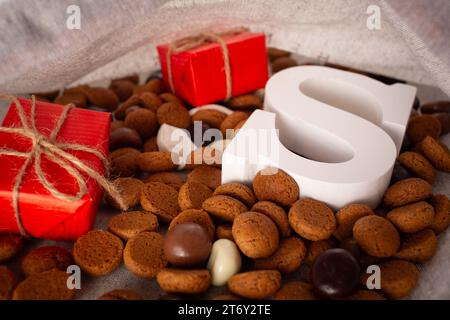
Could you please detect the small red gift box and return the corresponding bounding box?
[0,98,110,240]
[157,31,268,106]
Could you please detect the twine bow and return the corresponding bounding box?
[166,27,249,101]
[0,94,126,238]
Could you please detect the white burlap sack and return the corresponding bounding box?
[0,0,449,299]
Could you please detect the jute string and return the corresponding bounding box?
[166,27,249,101]
[0,94,126,238]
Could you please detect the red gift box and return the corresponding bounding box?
[157,31,268,106]
[0,98,110,240]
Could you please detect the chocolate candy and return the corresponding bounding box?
[164,222,212,267]
[420,100,450,114]
[109,127,142,150]
[311,248,360,299]
[433,112,450,134]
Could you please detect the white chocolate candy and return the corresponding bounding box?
[207,239,241,287]
[189,104,233,116]
[222,65,416,209]
[156,123,197,168]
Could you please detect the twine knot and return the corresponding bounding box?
[0,94,126,238]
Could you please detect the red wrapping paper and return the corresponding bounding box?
[0,98,110,240]
[157,31,268,106]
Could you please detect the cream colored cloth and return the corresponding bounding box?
[0,0,449,96]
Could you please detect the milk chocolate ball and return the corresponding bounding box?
[311,248,360,299]
[164,222,212,267]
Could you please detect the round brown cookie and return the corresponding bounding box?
[429,194,450,233]
[211,294,241,300]
[73,230,123,276]
[353,215,400,257]
[159,92,184,106]
[85,87,119,110]
[191,109,227,129]
[406,115,442,144]
[111,120,124,132]
[0,234,23,263]
[234,119,247,131]
[21,246,73,277]
[119,74,139,83]
[140,182,180,223]
[0,266,16,300]
[418,136,450,172]
[216,224,233,240]
[110,148,140,177]
[137,151,177,173]
[386,201,434,233]
[12,269,75,300]
[253,168,299,206]
[378,260,418,299]
[346,290,386,300]
[267,47,291,61]
[220,111,249,135]
[105,177,144,210]
[144,171,184,190]
[98,289,143,300]
[202,195,248,222]
[232,211,279,258]
[395,229,437,263]
[251,201,290,237]
[288,198,336,241]
[383,178,432,207]
[156,102,191,129]
[114,94,140,120]
[187,166,222,189]
[143,78,165,95]
[34,90,60,101]
[178,181,213,211]
[398,151,436,184]
[333,204,374,241]
[228,94,263,110]
[254,237,306,273]
[227,270,281,299]
[124,108,158,139]
[139,92,162,112]
[124,232,167,278]
[54,92,87,108]
[214,183,256,208]
[305,238,338,266]
[185,147,221,169]
[168,209,215,241]
[107,211,159,240]
[109,79,134,102]
[271,57,298,73]
[110,147,140,160]
[156,268,211,294]
[143,136,159,152]
[273,281,317,300]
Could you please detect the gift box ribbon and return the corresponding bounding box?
[0,94,126,238]
[166,27,249,101]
